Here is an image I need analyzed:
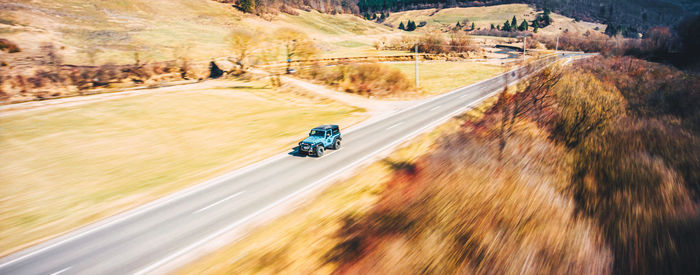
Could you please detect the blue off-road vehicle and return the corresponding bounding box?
[298,125,342,157]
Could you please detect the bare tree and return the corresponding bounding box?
[40,43,62,74]
[274,28,318,72]
[172,45,192,79]
[227,28,263,71]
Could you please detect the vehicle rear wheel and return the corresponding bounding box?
[333,139,341,150]
[315,145,324,157]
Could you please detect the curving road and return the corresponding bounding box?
[0,54,576,275]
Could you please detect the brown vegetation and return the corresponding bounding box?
[0,60,205,103]
[301,62,414,97]
[327,56,700,274]
[377,32,478,54]
[0,38,21,53]
[214,0,359,15]
[329,93,612,275]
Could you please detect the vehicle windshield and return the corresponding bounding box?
[309,130,326,137]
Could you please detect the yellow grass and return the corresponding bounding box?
[177,94,500,274]
[1,1,397,65]
[385,4,605,35]
[0,79,366,255]
[386,4,533,29]
[385,61,503,96]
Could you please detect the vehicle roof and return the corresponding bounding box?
[312,124,339,130]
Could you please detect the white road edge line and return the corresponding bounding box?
[387,122,402,130]
[430,105,441,111]
[0,55,574,269]
[194,192,244,214]
[49,267,71,275]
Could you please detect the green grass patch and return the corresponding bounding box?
[332,40,370,48]
[385,62,503,96]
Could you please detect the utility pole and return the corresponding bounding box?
[555,35,559,53]
[415,44,419,88]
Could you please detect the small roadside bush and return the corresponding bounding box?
[0,38,21,53]
[417,33,448,54]
[448,32,478,52]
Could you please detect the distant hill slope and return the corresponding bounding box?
[360,0,699,31]
[384,4,605,35]
[0,0,392,65]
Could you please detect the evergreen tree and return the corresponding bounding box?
[503,20,511,32]
[379,12,385,21]
[605,24,618,36]
[532,20,540,33]
[240,0,255,13]
[491,23,495,30]
[399,21,405,30]
[471,22,475,30]
[535,11,553,27]
[543,12,552,26]
[407,20,417,31]
[519,19,528,31]
[512,16,518,29]
[497,24,500,30]
[456,21,461,29]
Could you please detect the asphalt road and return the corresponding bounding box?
[0,54,575,275]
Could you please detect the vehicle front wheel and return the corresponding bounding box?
[315,145,324,157]
[333,139,341,150]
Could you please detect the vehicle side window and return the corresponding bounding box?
[333,129,339,135]
[325,131,330,138]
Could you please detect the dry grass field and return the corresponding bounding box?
[0,79,366,254]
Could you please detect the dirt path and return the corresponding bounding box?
[1,72,420,118]
[0,80,236,117]
[280,76,418,115]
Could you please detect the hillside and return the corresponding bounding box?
[384,4,605,35]
[0,0,394,65]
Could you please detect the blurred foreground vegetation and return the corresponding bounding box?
[187,56,700,274]
[329,56,700,274]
